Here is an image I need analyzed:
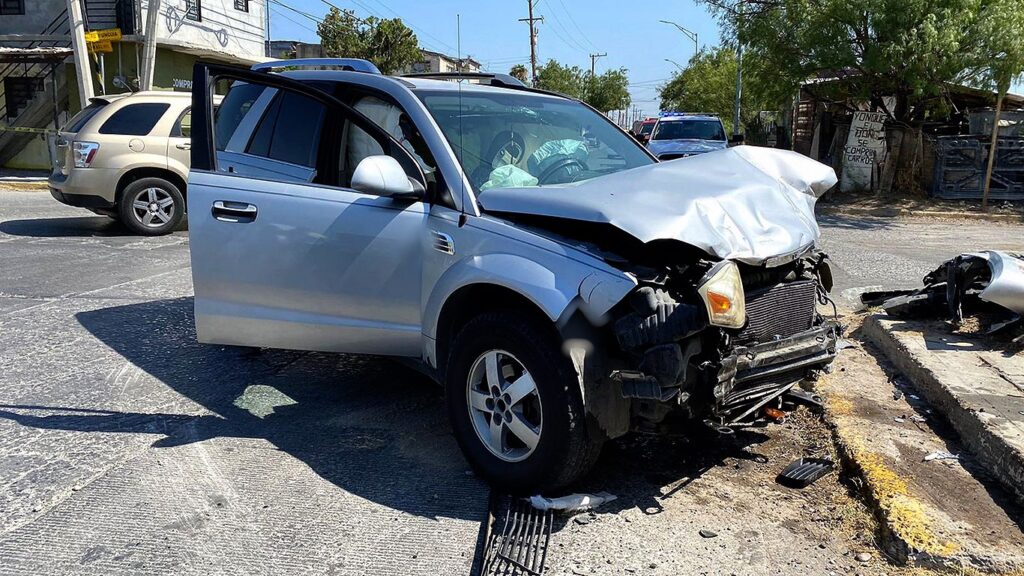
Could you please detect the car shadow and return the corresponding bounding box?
[0,216,135,238]
[816,213,897,231]
[24,296,491,527]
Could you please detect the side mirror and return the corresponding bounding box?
[351,155,424,199]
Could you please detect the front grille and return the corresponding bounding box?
[737,280,816,343]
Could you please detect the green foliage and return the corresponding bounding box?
[537,59,631,112]
[697,0,1023,123]
[658,47,739,133]
[316,7,421,75]
[509,64,529,83]
[586,68,631,112]
[973,0,1024,95]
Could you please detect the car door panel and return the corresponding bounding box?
[189,63,428,357]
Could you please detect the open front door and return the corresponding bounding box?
[188,63,428,357]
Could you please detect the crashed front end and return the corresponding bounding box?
[609,252,840,431]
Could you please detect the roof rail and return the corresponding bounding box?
[252,58,381,74]
[658,111,719,117]
[400,72,526,88]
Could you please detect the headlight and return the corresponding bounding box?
[72,141,100,168]
[697,261,746,329]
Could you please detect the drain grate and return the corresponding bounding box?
[480,495,553,575]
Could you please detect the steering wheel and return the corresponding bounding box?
[538,156,588,184]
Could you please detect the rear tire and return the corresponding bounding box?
[445,311,603,494]
[118,177,184,236]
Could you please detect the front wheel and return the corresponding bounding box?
[445,311,603,494]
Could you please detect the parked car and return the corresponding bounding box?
[48,91,210,235]
[188,58,841,493]
[635,117,657,145]
[646,113,728,160]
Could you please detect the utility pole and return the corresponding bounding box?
[659,20,698,58]
[66,0,94,109]
[519,1,543,87]
[732,2,743,138]
[139,0,162,91]
[589,52,606,77]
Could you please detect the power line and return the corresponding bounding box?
[553,0,596,50]
[540,0,588,53]
[269,0,321,24]
[270,5,318,33]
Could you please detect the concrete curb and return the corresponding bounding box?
[819,205,1024,223]
[863,315,1024,505]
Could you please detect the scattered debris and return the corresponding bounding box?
[910,415,927,423]
[868,251,1024,337]
[855,552,872,563]
[776,457,835,488]
[893,389,904,401]
[699,529,718,539]
[894,417,906,423]
[528,492,617,513]
[923,451,960,462]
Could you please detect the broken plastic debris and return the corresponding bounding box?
[528,492,617,513]
[893,417,906,423]
[777,457,834,488]
[910,415,927,423]
[923,451,959,462]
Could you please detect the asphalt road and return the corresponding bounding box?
[1,186,1023,576]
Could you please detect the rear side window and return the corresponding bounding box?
[245,91,325,167]
[172,108,192,138]
[98,103,171,135]
[64,102,106,133]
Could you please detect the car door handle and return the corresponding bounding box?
[175,143,191,150]
[212,200,257,223]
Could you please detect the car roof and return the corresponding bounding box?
[278,69,569,101]
[658,114,721,122]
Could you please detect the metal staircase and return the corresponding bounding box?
[0,9,71,166]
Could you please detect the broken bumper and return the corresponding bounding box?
[713,321,841,423]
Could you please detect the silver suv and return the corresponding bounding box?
[188,59,841,493]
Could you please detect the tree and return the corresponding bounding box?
[973,0,1024,209]
[537,59,586,98]
[586,68,631,112]
[317,7,420,75]
[696,0,988,124]
[536,59,631,112]
[657,47,771,133]
[509,64,529,83]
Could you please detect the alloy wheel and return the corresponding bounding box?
[466,349,544,462]
[129,187,175,228]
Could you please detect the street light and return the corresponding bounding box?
[665,58,685,72]
[659,20,698,57]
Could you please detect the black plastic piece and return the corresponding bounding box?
[776,457,834,488]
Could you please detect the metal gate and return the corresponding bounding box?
[932,136,1024,200]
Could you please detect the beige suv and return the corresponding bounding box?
[48,91,196,235]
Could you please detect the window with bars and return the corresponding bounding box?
[234,0,248,12]
[185,0,201,21]
[0,0,25,16]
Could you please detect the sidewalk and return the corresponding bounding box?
[817,317,1024,571]
[863,316,1024,504]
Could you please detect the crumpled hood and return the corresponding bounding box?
[476,146,838,265]
[647,138,727,156]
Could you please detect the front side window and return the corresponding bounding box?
[651,120,726,141]
[214,81,265,151]
[246,91,325,167]
[0,0,25,15]
[416,90,653,191]
[98,103,171,136]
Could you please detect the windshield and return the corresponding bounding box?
[652,119,726,141]
[416,89,653,191]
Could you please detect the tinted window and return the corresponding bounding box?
[98,103,171,136]
[64,101,106,133]
[651,120,726,141]
[245,91,325,167]
[214,81,266,151]
[171,108,192,138]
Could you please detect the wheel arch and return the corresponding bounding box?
[115,167,188,208]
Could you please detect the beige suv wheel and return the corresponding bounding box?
[118,177,185,236]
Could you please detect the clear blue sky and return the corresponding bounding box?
[267,0,723,117]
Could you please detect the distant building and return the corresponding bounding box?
[403,49,480,74]
[266,40,323,60]
[1,0,268,169]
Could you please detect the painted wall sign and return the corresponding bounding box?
[841,111,887,192]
